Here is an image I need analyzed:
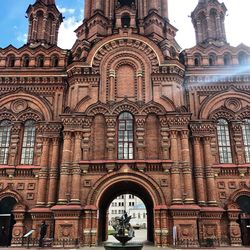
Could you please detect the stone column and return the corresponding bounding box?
[180,130,194,204]
[161,0,168,19]
[137,70,143,102]
[71,131,82,204]
[82,118,92,161]
[94,0,103,12]
[47,137,60,206]
[148,0,158,13]
[170,130,182,204]
[109,69,115,102]
[42,14,48,41]
[203,136,217,206]
[36,137,50,206]
[193,137,206,206]
[58,131,72,204]
[84,0,91,19]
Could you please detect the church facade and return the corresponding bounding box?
[0,0,250,247]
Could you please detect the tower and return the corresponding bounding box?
[74,0,177,60]
[191,0,227,45]
[26,0,63,46]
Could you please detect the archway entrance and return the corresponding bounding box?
[0,197,17,246]
[236,195,250,246]
[97,180,154,245]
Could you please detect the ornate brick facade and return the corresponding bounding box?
[0,0,250,247]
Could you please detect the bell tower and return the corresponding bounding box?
[77,0,173,45]
[26,0,63,47]
[191,0,227,45]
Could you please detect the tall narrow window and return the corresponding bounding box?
[242,119,250,162]
[0,120,11,165]
[217,119,232,163]
[118,112,134,159]
[21,120,36,165]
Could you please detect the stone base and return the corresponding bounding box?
[104,242,143,250]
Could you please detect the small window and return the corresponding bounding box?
[223,53,231,65]
[21,120,36,165]
[217,119,232,163]
[37,55,44,67]
[118,0,135,7]
[0,120,11,164]
[209,54,216,66]
[7,54,15,67]
[51,55,59,67]
[118,112,134,160]
[238,52,248,65]
[121,13,131,28]
[242,119,250,162]
[22,55,30,67]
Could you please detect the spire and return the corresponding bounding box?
[191,0,227,45]
[26,0,62,46]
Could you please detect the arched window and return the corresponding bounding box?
[7,54,15,67]
[0,120,11,165]
[242,119,250,162]
[209,54,216,66]
[37,55,44,67]
[217,119,232,163]
[238,52,248,65]
[51,55,59,67]
[223,53,231,65]
[118,112,134,160]
[194,54,202,66]
[121,13,131,28]
[21,120,36,165]
[22,55,30,67]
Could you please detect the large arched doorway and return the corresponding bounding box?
[97,180,154,245]
[0,197,17,246]
[236,195,250,246]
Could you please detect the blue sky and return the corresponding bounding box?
[0,0,250,50]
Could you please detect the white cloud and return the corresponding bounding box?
[17,33,27,44]
[58,7,75,15]
[58,16,82,49]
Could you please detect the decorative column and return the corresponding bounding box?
[203,136,217,206]
[161,0,168,19]
[170,130,182,204]
[231,122,245,164]
[36,137,50,206]
[227,205,242,246]
[109,69,115,102]
[180,130,194,204]
[71,131,82,204]
[160,117,170,160]
[94,0,103,12]
[135,117,146,160]
[193,136,206,206]
[82,118,92,161]
[106,117,116,160]
[8,122,22,166]
[58,131,72,204]
[42,14,48,41]
[47,137,60,206]
[148,0,158,13]
[137,70,143,102]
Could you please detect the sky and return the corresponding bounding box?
[0,0,249,50]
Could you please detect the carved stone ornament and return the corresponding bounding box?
[11,99,28,113]
[225,98,242,112]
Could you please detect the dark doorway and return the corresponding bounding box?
[0,197,17,246]
[236,195,250,246]
[98,181,154,245]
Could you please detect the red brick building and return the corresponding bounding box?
[0,0,250,247]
